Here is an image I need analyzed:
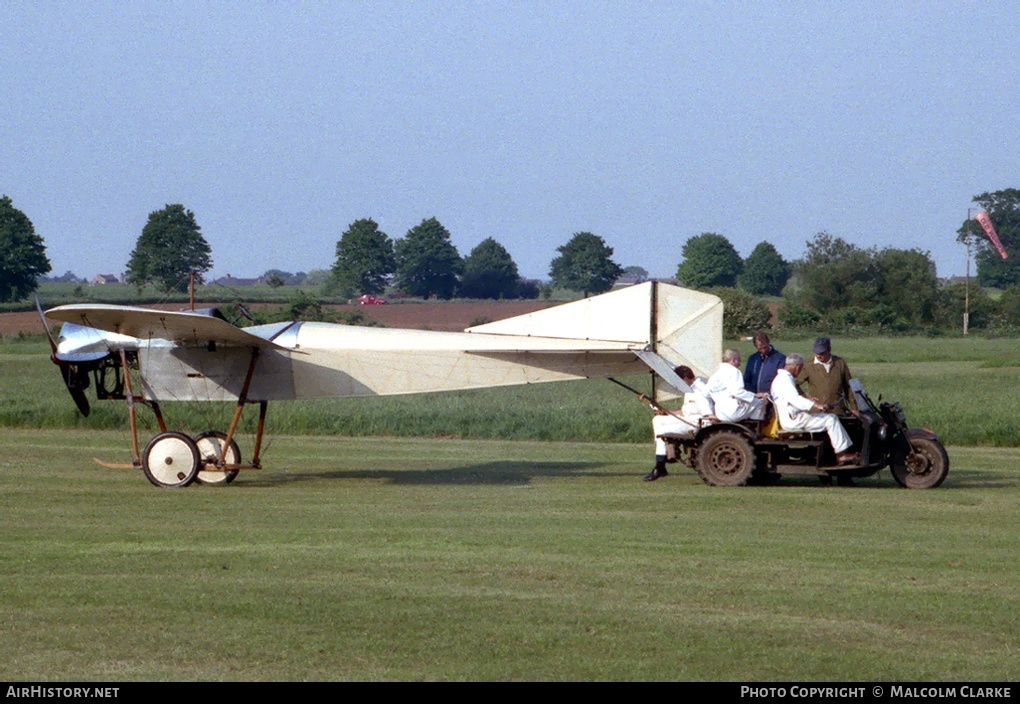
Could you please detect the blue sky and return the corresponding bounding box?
[2,1,1017,282]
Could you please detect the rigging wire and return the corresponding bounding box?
[154,272,194,308]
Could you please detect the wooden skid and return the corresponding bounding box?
[92,458,137,470]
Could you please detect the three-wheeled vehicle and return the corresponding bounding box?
[661,379,949,488]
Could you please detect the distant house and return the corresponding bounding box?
[940,276,969,286]
[613,275,679,288]
[211,275,264,287]
[613,274,645,287]
[91,273,121,285]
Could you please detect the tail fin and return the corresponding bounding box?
[466,281,722,381]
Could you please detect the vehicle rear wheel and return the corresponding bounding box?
[891,430,949,489]
[142,432,200,487]
[695,431,755,486]
[194,431,241,485]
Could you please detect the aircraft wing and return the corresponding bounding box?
[45,304,292,352]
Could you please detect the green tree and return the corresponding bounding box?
[936,282,996,330]
[710,287,772,338]
[460,237,520,299]
[0,195,51,302]
[126,204,212,292]
[622,265,649,282]
[263,269,296,286]
[549,232,624,297]
[738,241,790,296]
[304,269,331,287]
[957,188,1020,288]
[874,247,939,325]
[788,232,878,315]
[329,218,395,296]
[788,233,942,329]
[40,270,81,284]
[394,217,463,299]
[676,233,743,289]
[994,286,1020,328]
[778,303,821,329]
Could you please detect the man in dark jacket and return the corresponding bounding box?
[796,336,858,416]
[743,331,785,393]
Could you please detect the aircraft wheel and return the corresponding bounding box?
[194,431,241,485]
[142,432,200,487]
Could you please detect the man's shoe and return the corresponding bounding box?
[643,465,668,482]
[836,452,860,465]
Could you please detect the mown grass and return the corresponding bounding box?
[4,335,1020,446]
[0,429,1016,681]
[776,336,1020,365]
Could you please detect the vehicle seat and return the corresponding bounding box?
[772,408,826,440]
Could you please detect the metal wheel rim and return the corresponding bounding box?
[707,443,747,477]
[906,448,934,477]
[892,435,948,489]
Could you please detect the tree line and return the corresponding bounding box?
[3,189,1020,334]
[325,217,626,301]
[0,197,628,303]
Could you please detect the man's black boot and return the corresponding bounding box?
[643,461,668,482]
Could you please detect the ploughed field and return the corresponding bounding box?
[0,299,552,336]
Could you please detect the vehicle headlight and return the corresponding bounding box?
[877,424,888,441]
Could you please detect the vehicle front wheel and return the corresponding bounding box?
[695,431,755,486]
[890,430,949,489]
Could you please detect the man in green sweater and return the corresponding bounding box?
[796,337,858,417]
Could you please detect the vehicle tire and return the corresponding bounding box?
[194,430,241,485]
[695,431,755,486]
[890,430,949,489]
[142,432,200,488]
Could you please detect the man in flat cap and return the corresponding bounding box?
[772,353,857,465]
[796,337,857,417]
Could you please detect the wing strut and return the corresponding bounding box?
[93,348,168,469]
[650,281,658,403]
[92,347,269,474]
[632,348,693,394]
[220,347,262,469]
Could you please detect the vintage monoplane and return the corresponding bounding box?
[41,282,722,487]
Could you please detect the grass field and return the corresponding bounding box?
[0,429,1017,681]
[2,334,1018,680]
